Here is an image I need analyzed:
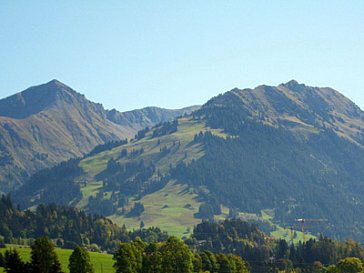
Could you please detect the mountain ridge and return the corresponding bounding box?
[0,80,199,192]
[14,80,364,240]
[206,80,364,145]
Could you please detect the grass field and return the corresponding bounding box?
[110,181,202,238]
[0,245,115,273]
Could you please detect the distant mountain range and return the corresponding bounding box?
[0,80,199,192]
[13,80,364,240]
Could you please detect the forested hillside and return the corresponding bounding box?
[0,195,168,251]
[13,81,364,240]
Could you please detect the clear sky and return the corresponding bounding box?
[1,1,363,111]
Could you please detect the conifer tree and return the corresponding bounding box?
[3,249,28,273]
[30,237,63,273]
[68,246,94,273]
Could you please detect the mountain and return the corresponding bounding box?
[107,106,199,131]
[13,80,364,240]
[0,80,199,192]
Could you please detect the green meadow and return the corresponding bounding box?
[0,245,115,273]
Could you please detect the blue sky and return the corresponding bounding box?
[1,1,363,111]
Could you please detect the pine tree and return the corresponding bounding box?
[68,246,94,273]
[0,252,4,267]
[30,237,63,273]
[3,249,28,273]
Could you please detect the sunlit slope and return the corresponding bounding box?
[80,117,225,176]
[77,117,227,237]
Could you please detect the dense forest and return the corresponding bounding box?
[0,195,168,251]
[171,97,364,239]
[189,219,364,272]
[14,158,83,208]
[112,236,249,273]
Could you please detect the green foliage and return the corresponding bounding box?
[88,140,128,157]
[114,239,175,273]
[113,243,138,273]
[152,120,178,138]
[160,237,194,273]
[68,246,94,273]
[196,203,214,220]
[229,254,250,273]
[189,219,364,273]
[0,245,115,273]
[30,237,63,273]
[135,128,149,140]
[192,253,202,272]
[189,219,269,271]
[15,159,83,208]
[0,196,168,251]
[113,236,248,273]
[4,221,364,273]
[141,243,162,273]
[127,203,144,217]
[3,249,28,273]
[336,257,364,273]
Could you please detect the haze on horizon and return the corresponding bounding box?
[0,1,363,111]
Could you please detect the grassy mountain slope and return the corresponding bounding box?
[14,80,364,240]
[0,80,199,192]
[78,117,227,236]
[14,117,227,237]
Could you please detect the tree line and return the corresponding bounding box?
[0,236,93,273]
[0,195,168,251]
[0,236,249,273]
[189,219,364,272]
[113,236,249,273]
[4,194,364,272]
[2,235,364,273]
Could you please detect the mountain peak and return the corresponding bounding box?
[285,79,299,85]
[47,79,62,84]
[280,80,306,91]
[0,80,80,119]
[45,79,70,89]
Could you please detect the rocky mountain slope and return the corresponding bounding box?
[0,80,198,192]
